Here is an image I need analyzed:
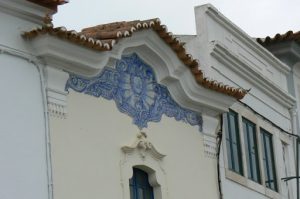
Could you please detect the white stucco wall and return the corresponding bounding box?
[0,1,53,198]
[50,91,219,199]
[0,53,48,199]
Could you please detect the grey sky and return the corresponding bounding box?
[53,0,300,38]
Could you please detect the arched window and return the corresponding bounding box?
[129,168,154,199]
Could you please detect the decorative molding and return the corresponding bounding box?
[202,4,290,75]
[28,29,237,116]
[211,41,295,109]
[46,67,69,118]
[0,45,70,119]
[115,32,237,115]
[203,134,217,159]
[47,95,67,119]
[30,35,108,76]
[0,0,52,25]
[66,53,203,130]
[121,132,166,160]
[201,115,219,159]
[0,44,38,63]
[119,131,169,199]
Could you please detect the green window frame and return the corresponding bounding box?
[261,129,277,191]
[225,110,243,175]
[243,118,261,183]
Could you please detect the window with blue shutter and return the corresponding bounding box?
[129,168,154,199]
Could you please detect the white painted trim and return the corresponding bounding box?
[210,41,295,109]
[45,67,69,119]
[199,4,290,75]
[0,44,54,199]
[30,35,109,76]
[0,0,53,25]
[202,115,219,158]
[34,62,54,199]
[0,43,37,61]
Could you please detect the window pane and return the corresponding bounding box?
[138,188,144,199]
[129,168,154,199]
[282,142,291,198]
[226,111,243,175]
[226,138,233,170]
[230,114,237,141]
[261,130,277,191]
[144,188,154,199]
[232,142,240,173]
[243,118,260,183]
[130,185,134,199]
[243,121,251,177]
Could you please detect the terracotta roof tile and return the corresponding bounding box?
[22,18,247,100]
[27,0,68,10]
[257,30,300,46]
[22,23,113,50]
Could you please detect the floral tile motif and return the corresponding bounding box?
[66,53,203,131]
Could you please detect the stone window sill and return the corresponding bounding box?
[225,169,281,199]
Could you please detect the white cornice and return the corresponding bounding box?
[211,41,295,108]
[0,0,52,25]
[201,4,290,75]
[29,35,109,76]
[26,30,238,116]
[267,42,300,66]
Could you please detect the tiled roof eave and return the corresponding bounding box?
[22,26,114,51]
[257,30,300,46]
[22,19,247,100]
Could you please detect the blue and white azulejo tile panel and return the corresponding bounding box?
[66,53,203,131]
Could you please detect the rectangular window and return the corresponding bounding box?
[225,110,243,175]
[282,142,291,198]
[243,118,260,183]
[261,129,277,191]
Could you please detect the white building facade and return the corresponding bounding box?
[0,1,299,199]
[0,1,58,199]
[180,4,298,199]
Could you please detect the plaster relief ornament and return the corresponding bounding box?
[66,53,203,130]
[121,132,166,160]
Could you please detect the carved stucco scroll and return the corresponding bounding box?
[121,132,166,160]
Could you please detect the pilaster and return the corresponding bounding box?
[45,66,69,118]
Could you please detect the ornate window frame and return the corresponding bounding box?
[120,132,169,199]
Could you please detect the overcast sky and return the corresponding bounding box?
[53,0,300,38]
